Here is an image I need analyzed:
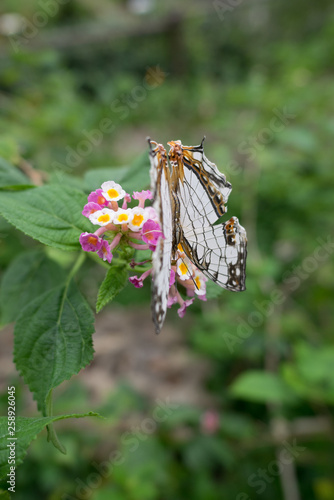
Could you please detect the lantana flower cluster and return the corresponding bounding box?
[80,181,162,263]
[79,180,207,318]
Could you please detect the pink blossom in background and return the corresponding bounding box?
[201,410,220,435]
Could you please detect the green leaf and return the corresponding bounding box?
[229,370,294,404]
[0,157,31,189]
[14,281,95,414]
[0,185,92,250]
[0,413,100,481]
[96,262,128,313]
[0,250,66,325]
[0,490,11,500]
[0,185,35,192]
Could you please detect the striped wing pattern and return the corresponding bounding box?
[148,140,173,334]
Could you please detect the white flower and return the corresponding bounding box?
[113,208,133,225]
[128,207,148,231]
[89,208,115,226]
[176,243,186,258]
[176,256,193,281]
[101,181,126,201]
[193,270,207,296]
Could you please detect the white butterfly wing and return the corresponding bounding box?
[182,217,247,291]
[172,140,232,224]
[148,140,173,334]
[169,140,247,291]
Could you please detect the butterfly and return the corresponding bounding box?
[148,138,247,334]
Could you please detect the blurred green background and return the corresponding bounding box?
[1,0,334,499]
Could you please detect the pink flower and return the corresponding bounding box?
[167,284,178,308]
[122,193,132,209]
[132,190,152,208]
[129,268,152,288]
[79,232,103,252]
[186,287,207,302]
[201,410,220,435]
[97,240,113,263]
[167,294,178,308]
[129,276,144,288]
[170,269,176,287]
[177,298,195,318]
[145,206,158,222]
[82,202,101,218]
[141,220,164,250]
[88,189,108,207]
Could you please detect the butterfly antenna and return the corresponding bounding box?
[147,137,152,151]
[200,136,206,148]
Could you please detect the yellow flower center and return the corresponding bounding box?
[98,214,111,223]
[107,188,119,199]
[132,214,144,226]
[88,236,98,245]
[177,243,184,253]
[97,195,105,204]
[179,262,188,275]
[195,276,201,289]
[117,213,128,222]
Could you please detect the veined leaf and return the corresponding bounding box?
[96,262,128,313]
[0,250,66,325]
[14,281,95,414]
[0,185,92,251]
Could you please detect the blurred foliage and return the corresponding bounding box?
[1,0,334,499]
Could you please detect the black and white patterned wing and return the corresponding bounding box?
[168,140,247,291]
[169,139,232,223]
[148,140,173,334]
[181,217,247,291]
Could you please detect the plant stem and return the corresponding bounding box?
[45,390,67,454]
